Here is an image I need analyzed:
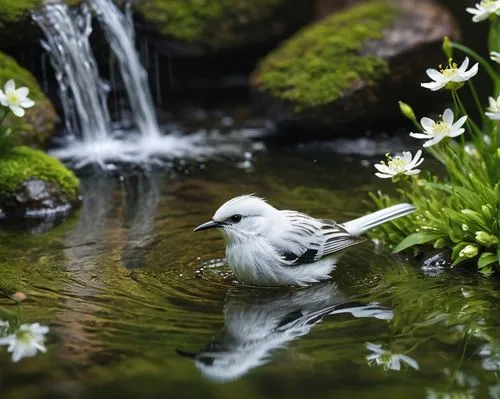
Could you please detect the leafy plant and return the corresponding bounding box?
[369,6,499,273]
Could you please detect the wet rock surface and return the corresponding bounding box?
[251,0,460,139]
[0,147,80,220]
[2,179,76,218]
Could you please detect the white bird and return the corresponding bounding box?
[194,195,415,286]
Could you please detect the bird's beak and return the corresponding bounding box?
[193,220,223,232]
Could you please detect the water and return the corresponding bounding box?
[1,149,499,398]
[33,2,111,142]
[88,0,162,139]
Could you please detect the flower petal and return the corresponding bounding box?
[486,112,500,120]
[375,172,393,179]
[420,117,435,132]
[20,98,35,108]
[409,132,432,139]
[449,128,465,138]
[400,354,420,370]
[0,91,7,107]
[10,105,25,117]
[421,81,445,91]
[15,87,29,99]
[4,79,15,94]
[425,69,445,82]
[374,163,391,174]
[366,343,384,354]
[452,115,468,129]
[423,135,444,147]
[442,108,454,125]
[457,57,469,73]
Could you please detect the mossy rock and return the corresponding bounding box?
[251,0,460,137]
[0,0,81,44]
[135,0,313,52]
[0,51,58,147]
[0,146,80,218]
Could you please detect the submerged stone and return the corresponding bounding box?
[0,51,58,147]
[0,146,80,219]
[251,0,460,138]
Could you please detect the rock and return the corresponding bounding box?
[0,0,81,46]
[0,146,80,219]
[251,0,460,138]
[134,0,313,54]
[0,51,58,147]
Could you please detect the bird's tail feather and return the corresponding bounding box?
[342,203,415,236]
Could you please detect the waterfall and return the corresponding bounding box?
[88,0,161,139]
[33,2,111,142]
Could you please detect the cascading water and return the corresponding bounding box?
[88,0,162,139]
[33,2,111,143]
[33,1,266,168]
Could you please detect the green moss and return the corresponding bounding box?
[254,0,397,110]
[0,146,79,199]
[0,0,81,24]
[136,0,285,47]
[0,51,57,147]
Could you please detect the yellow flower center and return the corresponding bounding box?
[15,331,31,344]
[432,121,451,134]
[381,154,407,174]
[440,62,458,78]
[6,91,21,106]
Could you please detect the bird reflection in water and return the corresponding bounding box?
[177,282,393,382]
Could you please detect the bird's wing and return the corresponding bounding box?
[275,211,363,265]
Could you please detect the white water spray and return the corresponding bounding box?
[88,0,161,139]
[33,2,111,142]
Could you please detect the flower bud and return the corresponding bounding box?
[11,292,26,302]
[481,205,493,221]
[442,36,453,59]
[459,244,478,259]
[475,231,498,246]
[434,238,447,249]
[399,101,417,122]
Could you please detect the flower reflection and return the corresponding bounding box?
[177,283,393,382]
[0,322,49,362]
[479,344,500,371]
[365,342,419,371]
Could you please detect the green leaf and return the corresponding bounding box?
[393,231,443,253]
[478,252,499,269]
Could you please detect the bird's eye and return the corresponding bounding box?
[230,214,242,223]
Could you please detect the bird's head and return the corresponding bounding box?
[194,195,279,240]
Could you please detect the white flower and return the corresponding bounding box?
[485,96,500,120]
[410,108,467,147]
[0,323,48,362]
[490,51,500,64]
[365,342,419,371]
[421,58,479,91]
[480,344,500,371]
[466,1,500,22]
[374,150,423,179]
[0,80,35,117]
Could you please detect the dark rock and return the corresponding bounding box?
[251,0,461,139]
[0,147,80,219]
[4,179,74,218]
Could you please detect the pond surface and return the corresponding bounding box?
[0,147,499,399]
